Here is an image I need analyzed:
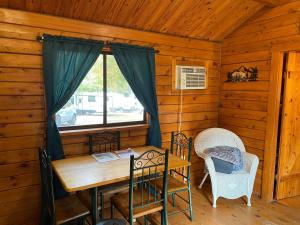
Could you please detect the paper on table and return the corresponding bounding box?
[92,152,119,163]
[115,148,140,159]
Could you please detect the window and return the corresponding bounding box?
[56,53,145,129]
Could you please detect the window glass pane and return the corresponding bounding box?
[106,55,144,124]
[56,55,104,127]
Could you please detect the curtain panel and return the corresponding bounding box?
[42,34,103,198]
[111,43,162,147]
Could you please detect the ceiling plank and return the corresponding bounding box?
[180,0,224,37]
[166,0,211,37]
[118,0,147,27]
[140,0,173,30]
[157,0,194,33]
[189,0,234,39]
[149,0,187,32]
[208,1,264,41]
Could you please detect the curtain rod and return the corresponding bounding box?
[36,35,160,53]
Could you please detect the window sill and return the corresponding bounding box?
[59,124,149,137]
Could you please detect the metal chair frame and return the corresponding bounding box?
[88,131,127,219]
[168,131,193,221]
[88,131,120,154]
[111,149,169,225]
[39,148,87,225]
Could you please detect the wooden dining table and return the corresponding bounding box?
[52,146,190,225]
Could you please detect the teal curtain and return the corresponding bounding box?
[111,43,162,147]
[43,34,103,198]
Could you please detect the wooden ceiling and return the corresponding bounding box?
[0,0,297,41]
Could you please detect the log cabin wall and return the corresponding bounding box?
[219,1,300,196]
[0,8,220,224]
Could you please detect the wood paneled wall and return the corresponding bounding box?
[0,8,220,224]
[220,1,300,196]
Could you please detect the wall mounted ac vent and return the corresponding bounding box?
[176,65,207,90]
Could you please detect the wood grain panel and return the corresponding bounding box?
[219,116,267,131]
[0,96,44,110]
[0,0,264,41]
[276,55,300,199]
[219,108,267,121]
[220,91,268,101]
[0,149,38,165]
[0,122,44,138]
[0,37,41,54]
[0,197,40,217]
[0,161,39,177]
[0,68,42,82]
[0,82,43,95]
[0,135,43,152]
[0,53,42,68]
[220,99,267,111]
[0,173,40,192]
[0,109,44,123]
[220,1,300,199]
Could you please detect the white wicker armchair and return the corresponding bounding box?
[194,128,259,208]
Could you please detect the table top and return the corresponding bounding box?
[52,146,190,192]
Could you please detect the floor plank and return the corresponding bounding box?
[278,196,300,212]
[105,183,300,225]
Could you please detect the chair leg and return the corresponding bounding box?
[171,193,176,207]
[188,187,193,221]
[212,195,217,208]
[129,217,134,225]
[144,216,148,225]
[247,195,251,207]
[163,203,168,225]
[199,173,209,189]
[100,192,104,219]
[110,201,115,218]
[91,187,98,225]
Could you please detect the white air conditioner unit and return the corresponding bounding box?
[176,65,207,90]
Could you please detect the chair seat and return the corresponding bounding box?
[112,190,163,219]
[55,194,90,225]
[151,175,188,193]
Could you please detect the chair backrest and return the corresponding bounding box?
[194,128,246,157]
[170,131,193,162]
[39,148,56,225]
[88,131,120,154]
[129,149,169,219]
[170,131,192,180]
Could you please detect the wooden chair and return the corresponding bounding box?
[111,149,169,225]
[79,131,127,219]
[150,132,193,221]
[39,148,90,225]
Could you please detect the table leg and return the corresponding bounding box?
[91,187,99,225]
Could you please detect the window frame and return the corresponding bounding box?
[58,52,146,131]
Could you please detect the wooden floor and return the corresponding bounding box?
[107,183,300,225]
[278,196,300,212]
